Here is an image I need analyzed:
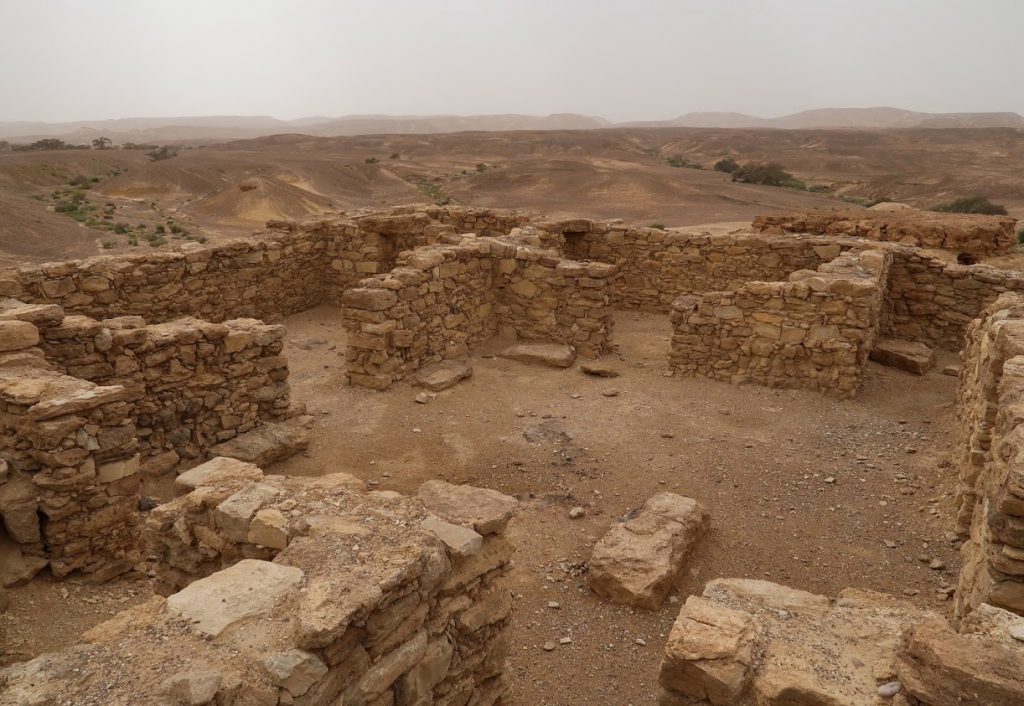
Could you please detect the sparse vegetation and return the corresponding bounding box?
[476,163,488,172]
[932,196,1008,216]
[364,157,379,164]
[666,156,702,169]
[390,153,400,159]
[713,157,740,174]
[416,179,452,206]
[731,161,806,190]
[1017,227,1024,245]
[147,146,178,161]
[155,224,166,234]
[91,137,112,150]
[113,222,130,234]
[101,240,116,249]
[649,223,666,230]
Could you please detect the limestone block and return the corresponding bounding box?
[870,337,935,375]
[162,670,223,705]
[97,454,140,483]
[588,493,709,609]
[214,484,280,542]
[417,481,517,535]
[499,342,575,368]
[209,422,309,467]
[414,360,472,392]
[165,559,303,638]
[421,516,482,558]
[0,320,39,352]
[173,456,264,495]
[264,649,328,696]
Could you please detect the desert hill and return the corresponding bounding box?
[2,126,1022,267]
[621,107,1024,130]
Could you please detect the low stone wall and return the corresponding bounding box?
[36,312,290,468]
[657,578,1024,706]
[0,319,140,584]
[953,292,1024,618]
[754,209,1019,255]
[1,458,517,706]
[343,234,615,389]
[669,250,890,397]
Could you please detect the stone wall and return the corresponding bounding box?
[1,458,517,706]
[754,209,1019,255]
[0,319,140,585]
[657,577,1024,706]
[342,234,615,389]
[953,292,1024,618]
[38,313,291,468]
[668,250,890,397]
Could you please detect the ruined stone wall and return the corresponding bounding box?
[342,238,501,390]
[754,209,1019,255]
[0,318,140,584]
[669,250,890,397]
[0,231,330,323]
[36,312,290,470]
[428,205,531,237]
[342,234,616,389]
[533,219,844,311]
[1,458,517,706]
[953,292,1024,618]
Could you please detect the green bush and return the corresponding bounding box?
[1017,227,1024,245]
[713,158,740,173]
[68,175,91,187]
[113,222,130,234]
[731,162,805,190]
[649,223,666,230]
[149,236,167,247]
[155,224,166,234]
[476,163,487,172]
[390,153,400,159]
[170,224,184,234]
[147,146,178,161]
[416,180,451,206]
[101,240,116,249]
[807,184,831,193]
[667,156,701,169]
[932,196,1008,216]
[364,157,379,164]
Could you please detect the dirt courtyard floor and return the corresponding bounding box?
[1,306,963,705]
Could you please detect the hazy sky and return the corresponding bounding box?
[1,0,1021,123]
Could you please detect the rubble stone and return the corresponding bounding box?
[870,337,936,374]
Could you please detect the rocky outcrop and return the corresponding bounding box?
[589,493,709,609]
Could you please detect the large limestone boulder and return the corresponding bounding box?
[870,338,935,375]
[209,422,309,467]
[417,480,518,535]
[588,493,709,609]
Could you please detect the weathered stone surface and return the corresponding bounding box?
[421,515,483,557]
[0,320,39,352]
[414,359,473,391]
[589,493,709,609]
[165,559,304,637]
[870,337,935,374]
[580,360,621,377]
[0,534,47,587]
[263,649,328,696]
[418,480,518,535]
[500,342,576,368]
[209,422,309,467]
[162,669,223,705]
[174,456,265,495]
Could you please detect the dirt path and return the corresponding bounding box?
[1,306,963,704]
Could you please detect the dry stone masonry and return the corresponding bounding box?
[754,209,1018,256]
[1,458,517,706]
[669,250,890,397]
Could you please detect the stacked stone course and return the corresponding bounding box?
[953,292,1024,618]
[1,458,517,706]
[754,209,1018,255]
[668,250,890,397]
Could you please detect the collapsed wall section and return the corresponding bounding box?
[0,458,517,706]
[669,250,890,397]
[953,292,1024,618]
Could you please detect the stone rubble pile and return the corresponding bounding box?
[1,459,518,706]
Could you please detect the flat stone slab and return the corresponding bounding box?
[165,559,303,638]
[418,480,518,535]
[174,456,265,495]
[499,343,575,368]
[870,337,935,375]
[209,422,309,467]
[414,360,472,391]
[589,493,709,609]
[580,361,621,378]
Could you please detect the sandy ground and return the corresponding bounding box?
[1,307,963,704]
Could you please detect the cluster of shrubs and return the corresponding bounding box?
[727,161,806,189]
[416,179,451,206]
[931,196,1008,216]
[666,156,702,169]
[147,146,178,161]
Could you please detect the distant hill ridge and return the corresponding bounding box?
[1,107,1021,143]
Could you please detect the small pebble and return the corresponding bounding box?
[878,681,902,697]
[542,642,556,652]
